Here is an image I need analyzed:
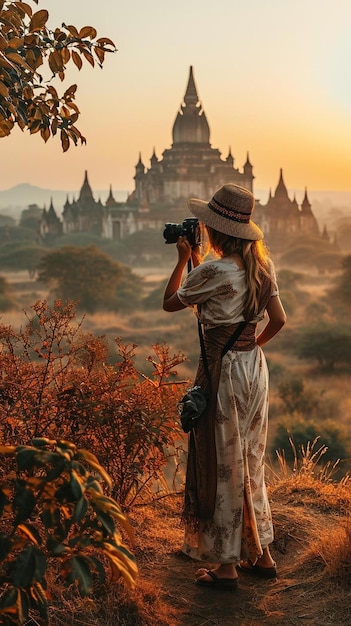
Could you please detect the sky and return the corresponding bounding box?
[0,0,350,198]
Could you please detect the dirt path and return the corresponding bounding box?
[135,499,349,626]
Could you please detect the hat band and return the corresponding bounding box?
[208,199,251,224]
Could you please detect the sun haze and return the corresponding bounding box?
[0,0,350,195]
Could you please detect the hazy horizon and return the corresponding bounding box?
[0,0,350,195]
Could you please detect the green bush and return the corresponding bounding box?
[277,375,341,420]
[296,324,351,370]
[0,439,137,625]
[271,416,350,465]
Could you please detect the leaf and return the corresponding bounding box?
[77,449,112,488]
[63,555,93,597]
[6,51,33,71]
[81,48,94,68]
[46,536,69,555]
[0,533,12,560]
[14,488,36,527]
[70,470,83,500]
[72,495,88,522]
[13,546,46,587]
[15,3,33,18]
[16,446,37,471]
[63,84,78,99]
[29,9,48,32]
[96,509,115,535]
[96,37,116,48]
[17,588,29,624]
[48,50,63,74]
[94,47,105,65]
[32,437,55,448]
[17,523,42,546]
[60,128,69,152]
[0,585,18,613]
[105,551,137,589]
[31,582,48,619]
[71,50,83,70]
[79,26,97,39]
[65,24,79,37]
[60,46,70,65]
[0,445,16,455]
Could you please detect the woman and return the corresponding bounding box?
[163,183,286,589]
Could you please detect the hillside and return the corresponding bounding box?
[48,466,351,626]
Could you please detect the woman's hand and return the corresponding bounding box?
[176,235,192,263]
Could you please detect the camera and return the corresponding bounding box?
[163,217,200,248]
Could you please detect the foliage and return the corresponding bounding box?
[272,418,350,465]
[0,214,16,227]
[0,225,37,244]
[0,274,16,310]
[0,243,46,275]
[275,268,305,290]
[329,254,351,306]
[50,231,104,248]
[19,204,42,231]
[112,265,144,312]
[37,245,143,312]
[0,0,116,150]
[277,375,341,420]
[295,324,351,369]
[336,220,351,252]
[143,279,168,310]
[0,299,186,506]
[0,438,137,625]
[113,230,176,265]
[279,235,341,273]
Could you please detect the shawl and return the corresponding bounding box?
[182,271,273,527]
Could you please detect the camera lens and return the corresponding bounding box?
[163,223,183,244]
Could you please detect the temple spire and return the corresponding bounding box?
[78,170,94,203]
[184,65,199,106]
[274,168,290,201]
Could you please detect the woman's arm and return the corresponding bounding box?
[256,295,286,347]
[163,236,196,312]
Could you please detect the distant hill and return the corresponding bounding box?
[0,183,129,218]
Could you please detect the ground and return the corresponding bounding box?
[131,493,351,626]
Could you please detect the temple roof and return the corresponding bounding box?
[78,170,95,203]
[274,168,290,202]
[172,66,210,145]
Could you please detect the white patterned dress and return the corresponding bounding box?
[177,256,278,564]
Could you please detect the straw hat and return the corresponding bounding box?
[187,183,263,241]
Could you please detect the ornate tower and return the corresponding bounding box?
[128,66,254,213]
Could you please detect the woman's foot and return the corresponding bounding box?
[195,564,238,584]
[237,548,277,579]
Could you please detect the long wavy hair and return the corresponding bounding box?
[205,226,271,319]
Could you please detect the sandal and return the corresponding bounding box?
[237,560,277,579]
[196,569,238,590]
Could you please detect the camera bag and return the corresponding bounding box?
[178,319,247,433]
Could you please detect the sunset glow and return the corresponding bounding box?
[1,0,350,195]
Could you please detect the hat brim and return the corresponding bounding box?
[187,198,263,241]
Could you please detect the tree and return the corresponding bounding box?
[19,203,43,231]
[296,324,351,370]
[272,417,350,466]
[0,242,46,275]
[0,1,116,150]
[329,254,351,307]
[37,245,143,312]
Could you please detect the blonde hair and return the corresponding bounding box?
[205,226,271,319]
